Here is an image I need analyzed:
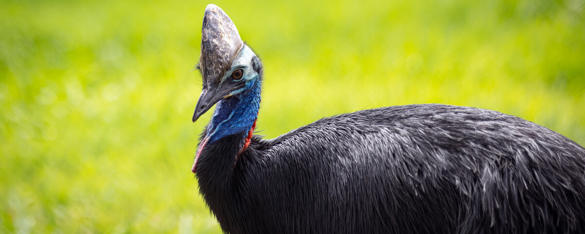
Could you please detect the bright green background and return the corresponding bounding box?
[1,0,584,232]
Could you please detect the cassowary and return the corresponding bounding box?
[190,4,585,234]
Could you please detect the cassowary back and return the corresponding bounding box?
[203,104,585,234]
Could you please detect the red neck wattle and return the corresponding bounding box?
[238,119,257,155]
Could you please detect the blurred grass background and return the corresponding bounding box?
[1,0,584,232]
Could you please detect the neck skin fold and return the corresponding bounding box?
[191,78,261,174]
[207,78,261,143]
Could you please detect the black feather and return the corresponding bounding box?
[195,104,585,234]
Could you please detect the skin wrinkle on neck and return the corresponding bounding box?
[193,78,260,173]
[207,68,261,144]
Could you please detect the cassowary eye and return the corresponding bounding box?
[231,69,243,80]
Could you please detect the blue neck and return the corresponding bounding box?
[207,79,261,143]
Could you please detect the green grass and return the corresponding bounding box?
[1,0,584,232]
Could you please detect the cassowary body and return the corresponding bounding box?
[191,5,585,234]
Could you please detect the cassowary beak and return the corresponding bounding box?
[192,82,239,122]
[192,4,243,122]
[192,89,219,122]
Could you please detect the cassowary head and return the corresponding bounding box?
[192,4,262,123]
